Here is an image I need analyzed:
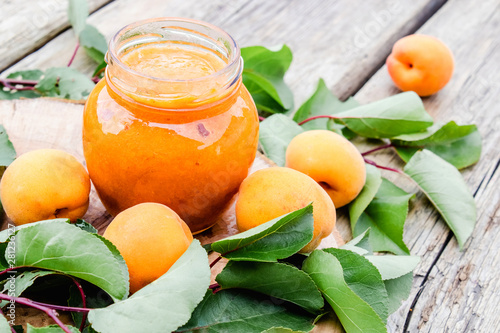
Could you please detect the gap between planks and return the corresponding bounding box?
[0,0,115,73]
[404,155,500,331]
[345,0,449,98]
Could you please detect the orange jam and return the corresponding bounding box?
[82,18,259,233]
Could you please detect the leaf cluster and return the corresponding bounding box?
[0,207,418,333]
[255,45,480,250]
[0,219,211,333]
[193,207,418,333]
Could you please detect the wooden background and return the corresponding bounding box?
[1,0,499,332]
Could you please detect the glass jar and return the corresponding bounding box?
[82,18,259,233]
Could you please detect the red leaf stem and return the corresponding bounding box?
[0,293,83,333]
[363,158,403,174]
[361,143,394,156]
[67,42,80,67]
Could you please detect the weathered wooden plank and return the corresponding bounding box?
[0,0,112,72]
[2,0,445,104]
[353,0,500,331]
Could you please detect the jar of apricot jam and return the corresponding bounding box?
[83,18,259,233]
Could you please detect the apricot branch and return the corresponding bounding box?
[0,308,16,333]
[209,283,221,294]
[364,158,404,174]
[297,115,340,126]
[0,78,37,91]
[361,143,394,156]
[28,300,90,313]
[68,42,80,67]
[0,293,88,333]
[70,277,87,332]
[209,255,222,268]
[0,267,21,277]
[0,78,38,86]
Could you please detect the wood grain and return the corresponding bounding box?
[2,0,445,103]
[0,0,111,72]
[354,0,500,331]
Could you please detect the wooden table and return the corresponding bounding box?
[1,0,499,332]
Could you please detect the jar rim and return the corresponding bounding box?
[107,17,241,84]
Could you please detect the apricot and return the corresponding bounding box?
[0,149,90,225]
[285,130,366,208]
[386,34,454,96]
[103,203,193,294]
[235,167,336,253]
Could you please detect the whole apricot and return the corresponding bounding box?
[0,149,90,225]
[285,130,366,208]
[103,203,193,294]
[386,34,454,96]
[235,167,336,253]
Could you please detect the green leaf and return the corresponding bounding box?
[383,273,413,314]
[340,229,372,255]
[92,234,129,290]
[352,179,413,255]
[80,24,108,64]
[0,310,11,331]
[0,89,41,100]
[365,255,420,280]
[68,0,89,36]
[349,164,382,226]
[88,240,210,333]
[243,79,288,114]
[7,70,44,81]
[293,79,359,130]
[0,71,42,100]
[36,67,95,100]
[327,118,358,139]
[216,261,324,313]
[83,326,98,333]
[13,325,24,333]
[259,114,304,166]
[73,219,98,234]
[1,270,56,298]
[335,92,433,138]
[0,219,68,243]
[392,121,482,169]
[0,125,16,166]
[404,149,476,248]
[211,205,314,261]
[242,45,294,112]
[177,290,315,333]
[0,242,8,270]
[12,220,129,301]
[303,250,387,333]
[68,281,113,331]
[323,248,389,323]
[92,60,107,77]
[27,324,80,333]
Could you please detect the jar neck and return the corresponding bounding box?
[105,18,243,109]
